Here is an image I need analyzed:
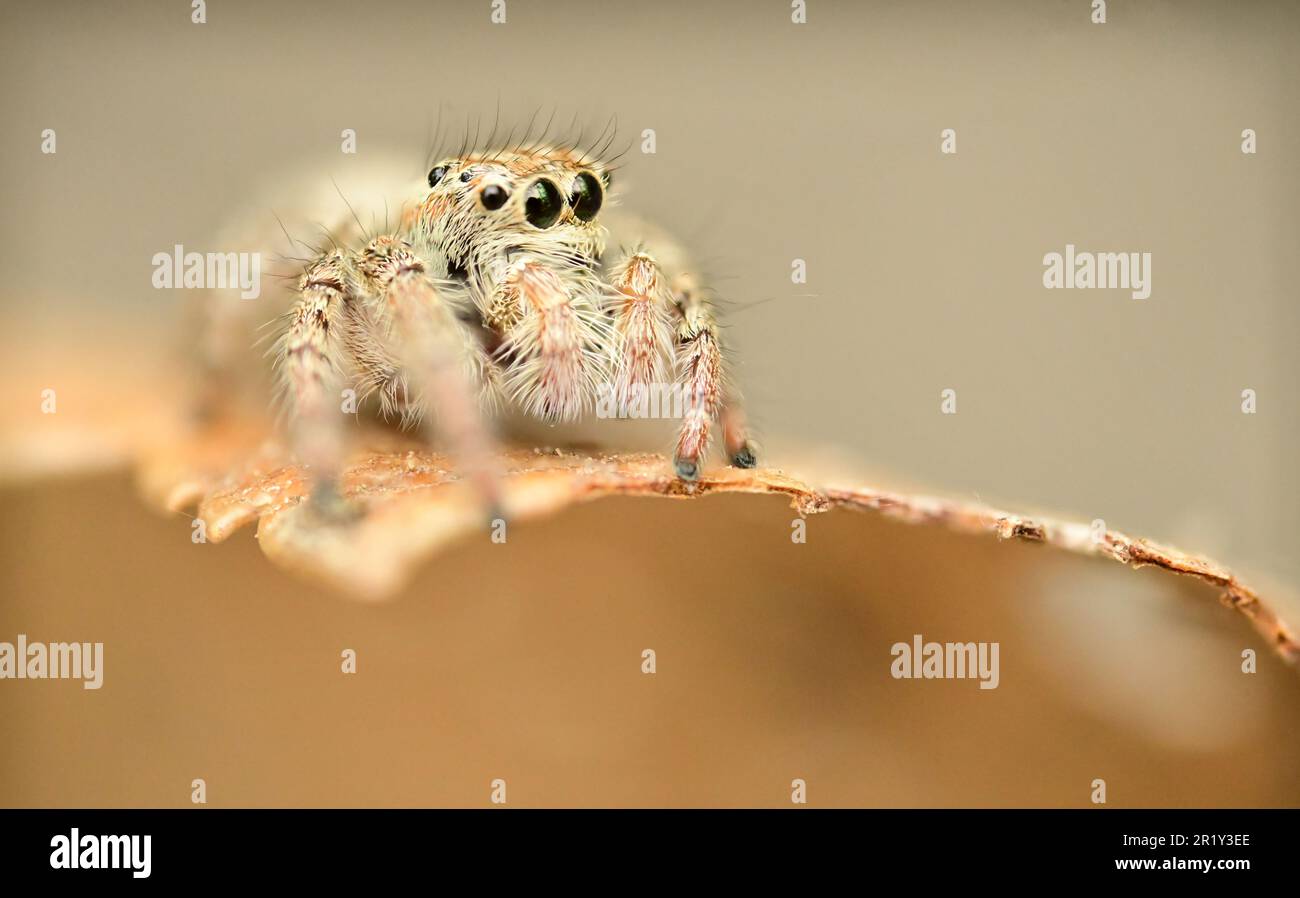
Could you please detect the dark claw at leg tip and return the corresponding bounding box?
[307,482,362,524]
[674,458,699,481]
[730,446,757,469]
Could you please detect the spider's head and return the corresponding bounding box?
[416,148,611,274]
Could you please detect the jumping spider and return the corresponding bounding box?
[265,140,757,513]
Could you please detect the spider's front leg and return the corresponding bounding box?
[608,251,757,480]
[357,236,505,516]
[278,250,358,514]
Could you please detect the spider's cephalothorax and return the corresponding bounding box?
[274,143,757,511]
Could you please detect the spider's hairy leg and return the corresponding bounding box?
[609,251,674,411]
[277,250,357,514]
[359,236,505,516]
[497,259,610,422]
[599,211,757,479]
[670,270,758,480]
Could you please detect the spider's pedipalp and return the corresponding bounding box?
[609,251,674,411]
[497,258,611,423]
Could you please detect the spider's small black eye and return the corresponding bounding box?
[427,165,450,188]
[569,172,603,222]
[524,178,563,229]
[480,184,509,211]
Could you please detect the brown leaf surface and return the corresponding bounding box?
[135,420,1300,666]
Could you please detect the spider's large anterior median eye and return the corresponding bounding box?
[524,178,563,229]
[480,184,510,211]
[427,165,450,188]
[569,172,603,222]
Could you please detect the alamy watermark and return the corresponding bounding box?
[1043,244,1151,300]
[50,828,150,879]
[890,634,999,689]
[595,382,702,420]
[0,634,103,689]
[152,244,261,299]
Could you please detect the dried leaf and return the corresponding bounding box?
[136,420,1300,666]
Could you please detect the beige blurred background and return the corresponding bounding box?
[1,0,1297,806]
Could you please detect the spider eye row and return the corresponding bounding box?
[426,165,604,228]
